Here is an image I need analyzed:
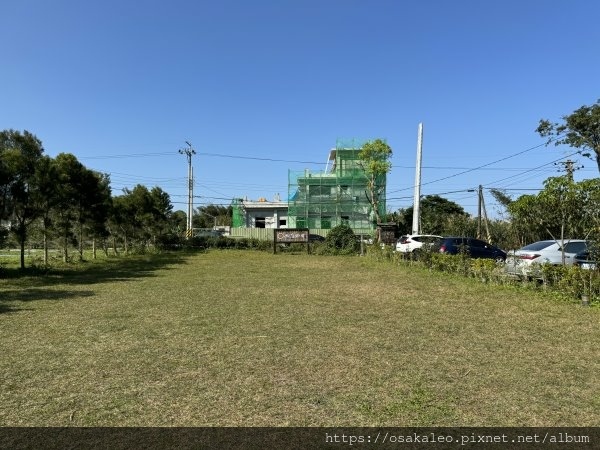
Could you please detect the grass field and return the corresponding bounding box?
[1,250,599,426]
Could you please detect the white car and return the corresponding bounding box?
[505,239,588,278]
[395,234,442,253]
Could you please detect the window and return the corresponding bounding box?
[564,241,587,254]
[279,219,287,227]
[470,239,487,248]
[255,217,266,228]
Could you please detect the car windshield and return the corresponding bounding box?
[520,241,555,251]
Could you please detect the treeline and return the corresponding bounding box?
[1,129,184,269]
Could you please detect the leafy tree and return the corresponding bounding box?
[148,186,173,244]
[108,193,134,255]
[169,210,187,235]
[52,153,87,262]
[358,139,392,231]
[489,188,514,218]
[0,130,45,269]
[194,204,232,228]
[507,176,600,260]
[396,195,469,235]
[537,99,600,173]
[32,155,60,265]
[81,171,112,259]
[109,185,174,253]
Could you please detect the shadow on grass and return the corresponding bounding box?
[0,289,95,314]
[0,251,196,308]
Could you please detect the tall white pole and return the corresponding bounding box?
[412,123,423,235]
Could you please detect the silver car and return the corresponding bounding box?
[505,239,588,278]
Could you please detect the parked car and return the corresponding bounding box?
[573,250,597,270]
[505,239,588,278]
[395,234,442,253]
[433,237,507,261]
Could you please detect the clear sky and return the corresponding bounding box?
[2,0,599,217]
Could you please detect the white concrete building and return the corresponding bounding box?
[232,195,288,229]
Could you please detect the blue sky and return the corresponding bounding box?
[2,0,599,217]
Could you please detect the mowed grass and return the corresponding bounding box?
[1,250,599,426]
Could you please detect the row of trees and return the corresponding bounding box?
[1,130,182,269]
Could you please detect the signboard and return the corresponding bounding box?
[377,223,398,246]
[274,228,310,254]
[275,229,309,243]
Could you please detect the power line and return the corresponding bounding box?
[387,140,553,195]
[482,151,580,188]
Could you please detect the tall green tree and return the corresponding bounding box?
[53,153,86,262]
[32,155,60,265]
[148,186,173,244]
[108,193,134,255]
[396,195,469,235]
[0,130,45,269]
[358,139,392,231]
[537,99,600,173]
[79,170,112,259]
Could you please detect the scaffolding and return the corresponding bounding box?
[231,198,245,228]
[287,139,386,232]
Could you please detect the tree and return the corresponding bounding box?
[53,153,86,262]
[194,204,232,228]
[168,210,187,235]
[396,195,469,235]
[31,155,60,265]
[0,130,45,269]
[148,186,173,244]
[108,185,174,253]
[358,139,392,231]
[507,176,600,261]
[80,170,112,259]
[537,99,600,173]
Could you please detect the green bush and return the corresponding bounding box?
[322,225,358,255]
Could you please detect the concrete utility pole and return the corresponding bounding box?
[412,123,424,235]
[179,141,196,237]
[555,159,582,181]
[476,185,492,243]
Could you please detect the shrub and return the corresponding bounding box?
[323,225,358,255]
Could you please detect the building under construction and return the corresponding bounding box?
[287,139,386,232]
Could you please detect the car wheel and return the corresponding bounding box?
[495,256,505,264]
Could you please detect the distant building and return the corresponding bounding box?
[287,139,386,232]
[232,195,288,229]
[230,139,387,233]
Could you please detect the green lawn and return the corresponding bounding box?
[0,250,598,426]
